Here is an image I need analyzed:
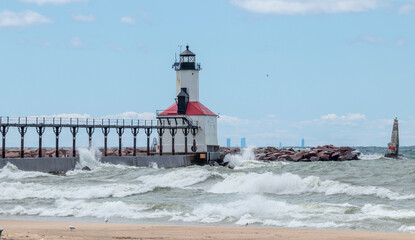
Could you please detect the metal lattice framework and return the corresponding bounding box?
[0,116,199,159]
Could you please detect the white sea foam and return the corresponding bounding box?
[75,146,102,169]
[0,181,153,200]
[0,190,412,229]
[223,146,288,169]
[137,167,222,189]
[0,198,186,221]
[224,147,256,166]
[0,163,50,180]
[399,225,415,233]
[359,153,384,160]
[149,162,159,169]
[0,199,151,219]
[208,172,415,200]
[360,204,415,219]
[170,195,346,228]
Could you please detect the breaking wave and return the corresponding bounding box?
[2,194,415,229]
[359,153,384,160]
[209,172,415,200]
[137,167,223,189]
[223,146,288,169]
[0,163,50,180]
[399,225,415,233]
[0,199,152,219]
[0,181,153,200]
[75,146,102,169]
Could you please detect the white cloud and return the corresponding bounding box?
[72,14,94,22]
[20,0,86,5]
[398,3,415,14]
[103,112,156,120]
[218,115,248,124]
[70,37,83,48]
[216,113,414,146]
[231,0,378,15]
[358,35,385,45]
[396,39,406,46]
[120,16,135,24]
[321,113,338,120]
[41,39,51,46]
[137,43,149,53]
[48,113,91,118]
[31,113,91,119]
[31,112,156,120]
[321,113,366,121]
[109,43,124,52]
[0,10,51,27]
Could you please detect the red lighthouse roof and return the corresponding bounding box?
[159,101,216,116]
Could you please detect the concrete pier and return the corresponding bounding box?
[101,155,196,168]
[1,157,77,173]
[0,155,201,173]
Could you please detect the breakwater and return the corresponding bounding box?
[0,153,197,173]
[223,145,359,162]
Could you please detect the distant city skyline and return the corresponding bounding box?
[1,0,414,147]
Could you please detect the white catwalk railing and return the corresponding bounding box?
[0,116,155,127]
[0,116,197,129]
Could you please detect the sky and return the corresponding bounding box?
[0,0,414,148]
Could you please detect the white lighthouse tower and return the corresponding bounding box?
[157,45,218,153]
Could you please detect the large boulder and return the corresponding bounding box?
[344,152,358,160]
[7,152,20,158]
[317,152,330,161]
[330,152,340,161]
[290,152,304,162]
[310,156,319,161]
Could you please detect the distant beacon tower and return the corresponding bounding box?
[385,117,399,158]
[158,45,218,153]
[301,138,305,148]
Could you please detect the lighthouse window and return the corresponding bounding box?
[189,56,195,62]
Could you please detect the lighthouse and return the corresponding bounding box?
[157,45,219,154]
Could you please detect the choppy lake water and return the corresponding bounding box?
[1,146,415,233]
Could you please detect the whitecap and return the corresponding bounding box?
[223,146,288,169]
[0,181,153,200]
[75,146,102,170]
[0,163,50,180]
[399,225,415,233]
[136,167,224,189]
[208,172,415,200]
[360,204,415,219]
[359,153,384,160]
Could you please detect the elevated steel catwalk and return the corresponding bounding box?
[0,116,199,159]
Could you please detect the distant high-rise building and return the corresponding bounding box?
[279,142,282,148]
[241,138,246,148]
[301,138,305,148]
[226,138,231,148]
